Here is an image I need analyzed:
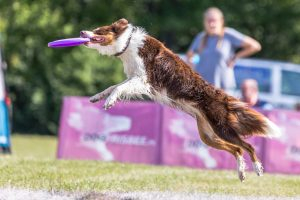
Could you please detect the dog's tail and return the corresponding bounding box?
[227,100,281,138]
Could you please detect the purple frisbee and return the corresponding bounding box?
[48,37,90,48]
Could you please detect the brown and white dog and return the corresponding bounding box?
[81,18,281,181]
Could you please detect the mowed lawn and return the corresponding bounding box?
[0,134,299,197]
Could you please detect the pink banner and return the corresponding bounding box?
[57,97,300,174]
[160,107,264,170]
[58,97,162,164]
[263,110,300,174]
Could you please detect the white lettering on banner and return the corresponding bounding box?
[83,133,156,146]
[84,134,106,141]
[168,118,217,168]
[183,140,217,168]
[291,146,300,154]
[184,140,207,148]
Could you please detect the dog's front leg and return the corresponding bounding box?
[104,77,150,110]
[90,85,117,103]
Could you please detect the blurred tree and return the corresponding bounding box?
[0,0,128,133]
[0,0,300,134]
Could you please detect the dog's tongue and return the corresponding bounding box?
[94,38,103,41]
[92,37,105,42]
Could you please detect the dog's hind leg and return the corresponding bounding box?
[238,138,263,176]
[220,134,263,176]
[196,115,246,182]
[200,134,246,182]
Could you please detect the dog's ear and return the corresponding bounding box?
[112,18,129,34]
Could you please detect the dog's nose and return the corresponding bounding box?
[80,31,86,37]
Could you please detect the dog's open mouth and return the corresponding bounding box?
[82,36,106,46]
[80,31,106,44]
[90,36,106,43]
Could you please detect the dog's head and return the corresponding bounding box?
[81,18,130,55]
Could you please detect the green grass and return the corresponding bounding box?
[11,134,57,159]
[0,134,299,197]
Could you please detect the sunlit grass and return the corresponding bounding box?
[0,134,299,197]
[10,134,57,158]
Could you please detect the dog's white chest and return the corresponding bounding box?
[120,36,146,77]
[121,55,145,77]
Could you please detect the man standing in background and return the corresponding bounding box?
[240,79,272,110]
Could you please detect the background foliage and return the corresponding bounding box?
[1,0,300,134]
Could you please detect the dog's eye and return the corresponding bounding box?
[94,29,110,35]
[93,28,103,35]
[93,30,101,35]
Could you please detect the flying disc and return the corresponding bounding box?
[48,37,90,48]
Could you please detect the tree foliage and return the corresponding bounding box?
[0,0,300,134]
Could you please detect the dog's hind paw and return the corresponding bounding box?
[238,171,246,182]
[237,156,246,182]
[253,161,264,176]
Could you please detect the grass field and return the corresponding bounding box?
[0,134,300,199]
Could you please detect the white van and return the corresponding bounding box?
[234,58,300,109]
[180,55,300,109]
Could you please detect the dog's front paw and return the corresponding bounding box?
[103,96,117,110]
[90,92,106,103]
[90,95,100,103]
